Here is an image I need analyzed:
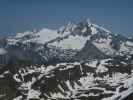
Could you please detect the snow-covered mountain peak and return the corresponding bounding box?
[69,18,112,37]
[47,19,114,50]
[9,19,112,45]
[6,19,133,58]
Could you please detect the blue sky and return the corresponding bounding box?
[0,0,133,37]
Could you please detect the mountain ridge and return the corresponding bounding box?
[0,18,133,66]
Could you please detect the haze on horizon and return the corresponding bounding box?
[0,0,133,37]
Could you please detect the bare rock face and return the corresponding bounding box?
[74,40,106,61]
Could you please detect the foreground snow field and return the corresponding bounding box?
[0,57,132,100]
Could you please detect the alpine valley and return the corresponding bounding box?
[0,19,133,100]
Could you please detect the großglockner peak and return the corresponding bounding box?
[1,18,133,65]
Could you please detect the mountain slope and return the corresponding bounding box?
[3,19,132,65]
[1,56,131,100]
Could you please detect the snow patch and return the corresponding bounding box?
[49,35,90,50]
